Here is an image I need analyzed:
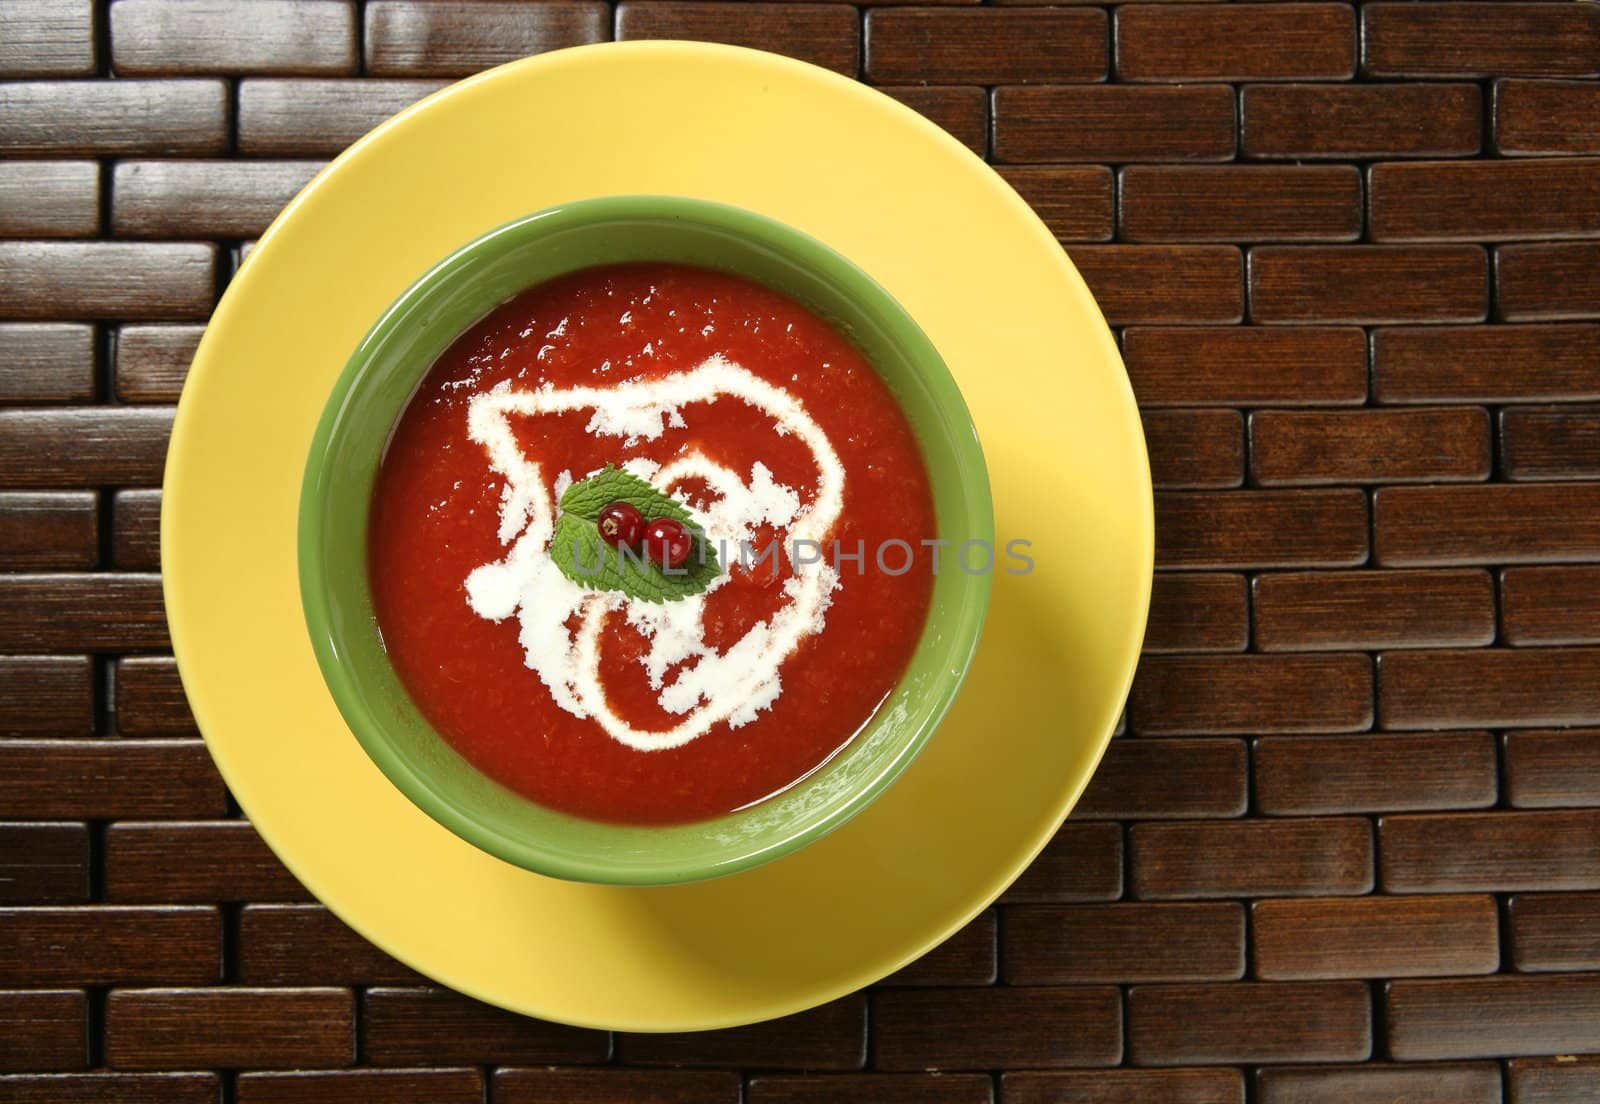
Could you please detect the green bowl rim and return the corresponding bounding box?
[297,194,994,884]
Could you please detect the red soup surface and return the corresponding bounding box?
[370,263,936,825]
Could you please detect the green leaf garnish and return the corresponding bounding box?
[550,466,721,603]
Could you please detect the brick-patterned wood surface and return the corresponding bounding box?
[3,1,1598,1098]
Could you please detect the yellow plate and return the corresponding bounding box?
[164,41,1152,1031]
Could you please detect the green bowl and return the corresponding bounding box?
[299,195,993,885]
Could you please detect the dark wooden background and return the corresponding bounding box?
[3,0,1600,1101]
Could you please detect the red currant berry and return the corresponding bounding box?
[597,501,644,548]
[643,517,693,569]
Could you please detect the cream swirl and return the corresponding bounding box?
[461,356,844,752]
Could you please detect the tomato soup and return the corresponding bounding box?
[370,263,936,825]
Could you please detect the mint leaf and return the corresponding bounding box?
[550,467,721,603]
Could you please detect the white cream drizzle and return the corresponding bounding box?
[461,355,844,752]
